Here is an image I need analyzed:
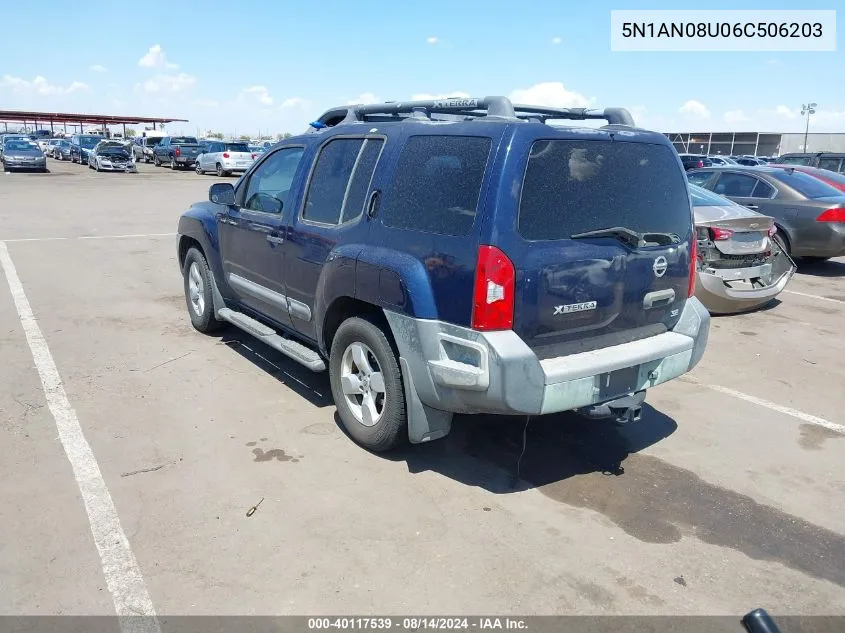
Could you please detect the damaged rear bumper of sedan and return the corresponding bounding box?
[695,234,796,314]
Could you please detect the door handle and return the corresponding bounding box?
[643,288,675,310]
[744,204,759,210]
[266,235,285,245]
[220,217,237,226]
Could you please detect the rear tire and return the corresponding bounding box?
[170,157,177,169]
[216,163,227,177]
[329,316,407,452]
[772,231,791,258]
[182,247,224,334]
[154,156,161,167]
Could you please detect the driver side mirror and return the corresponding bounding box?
[209,182,235,205]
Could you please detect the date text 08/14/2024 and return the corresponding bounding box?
[307,618,528,630]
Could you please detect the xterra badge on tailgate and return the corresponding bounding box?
[554,301,597,315]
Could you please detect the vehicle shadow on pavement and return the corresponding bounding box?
[796,258,845,277]
[382,405,678,494]
[217,329,333,408]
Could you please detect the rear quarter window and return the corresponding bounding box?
[381,135,491,236]
[771,170,844,198]
[518,139,692,241]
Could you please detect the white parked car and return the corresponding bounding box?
[195,141,256,177]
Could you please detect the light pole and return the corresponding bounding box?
[801,102,817,152]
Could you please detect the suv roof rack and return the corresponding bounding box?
[312,96,636,129]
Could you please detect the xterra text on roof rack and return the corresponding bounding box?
[176,96,710,452]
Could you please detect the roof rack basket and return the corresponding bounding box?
[313,96,635,128]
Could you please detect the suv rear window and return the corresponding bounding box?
[519,139,692,241]
[382,135,491,236]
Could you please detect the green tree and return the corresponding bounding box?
[206,130,224,139]
[275,132,292,141]
[124,128,137,137]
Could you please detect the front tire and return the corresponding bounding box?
[154,156,161,167]
[329,316,407,452]
[195,162,203,175]
[182,247,224,334]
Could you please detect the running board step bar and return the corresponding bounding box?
[217,307,326,372]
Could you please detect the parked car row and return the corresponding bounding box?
[678,153,777,171]
[1,135,47,171]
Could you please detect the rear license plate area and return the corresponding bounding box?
[598,366,640,400]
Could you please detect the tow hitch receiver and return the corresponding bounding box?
[576,391,646,425]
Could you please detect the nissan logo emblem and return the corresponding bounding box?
[653,256,668,278]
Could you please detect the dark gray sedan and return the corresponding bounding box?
[1,138,47,172]
[688,165,845,261]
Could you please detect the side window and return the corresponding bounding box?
[340,139,384,223]
[243,147,305,214]
[818,157,842,173]
[381,135,491,236]
[714,173,758,197]
[301,138,365,225]
[752,180,776,198]
[687,171,714,187]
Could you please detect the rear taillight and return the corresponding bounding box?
[223,152,230,158]
[816,207,845,222]
[768,225,777,237]
[697,160,704,168]
[709,227,734,241]
[471,245,515,331]
[175,147,181,156]
[688,239,697,298]
[251,153,257,159]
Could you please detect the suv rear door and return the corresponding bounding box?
[283,135,385,340]
[500,134,694,358]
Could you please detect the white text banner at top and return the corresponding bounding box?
[611,10,836,52]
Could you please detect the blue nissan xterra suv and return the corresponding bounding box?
[176,96,710,452]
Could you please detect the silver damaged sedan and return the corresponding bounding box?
[690,184,796,314]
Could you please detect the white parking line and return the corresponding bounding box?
[2,233,176,243]
[784,289,845,305]
[684,377,845,435]
[0,241,160,632]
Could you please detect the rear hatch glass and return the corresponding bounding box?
[514,138,693,358]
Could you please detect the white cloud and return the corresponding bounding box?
[90,64,107,73]
[678,100,711,119]
[0,75,88,95]
[140,72,196,93]
[240,85,274,106]
[411,91,471,101]
[280,97,310,109]
[775,105,797,119]
[551,37,562,45]
[509,82,590,108]
[723,109,750,123]
[347,92,380,105]
[138,44,178,69]
[426,36,439,44]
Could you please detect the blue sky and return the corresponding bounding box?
[1,0,842,136]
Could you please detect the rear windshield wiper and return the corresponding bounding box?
[570,227,680,247]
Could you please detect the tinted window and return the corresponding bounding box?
[302,138,364,224]
[689,184,735,207]
[770,170,843,199]
[688,171,715,186]
[382,135,491,236]
[818,157,843,173]
[752,180,776,198]
[341,139,384,223]
[243,147,304,214]
[225,143,250,152]
[171,137,197,144]
[519,139,692,241]
[779,156,813,165]
[714,173,758,197]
